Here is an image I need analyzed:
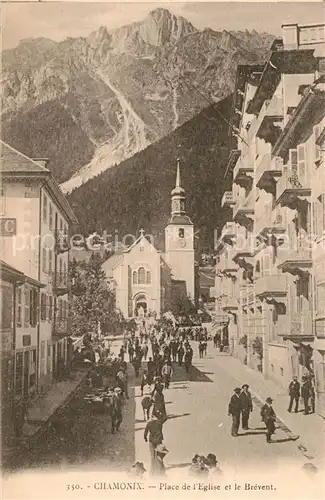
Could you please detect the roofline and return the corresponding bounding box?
[46,177,79,225]
[0,141,50,173]
[272,87,325,157]
[0,261,25,283]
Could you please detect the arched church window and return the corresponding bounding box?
[146,271,151,285]
[133,271,138,285]
[178,228,184,238]
[138,267,146,284]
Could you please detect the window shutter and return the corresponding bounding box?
[297,144,307,183]
[314,125,321,163]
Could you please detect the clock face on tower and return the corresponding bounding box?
[179,238,186,247]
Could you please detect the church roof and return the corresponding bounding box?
[167,214,193,225]
[102,252,124,271]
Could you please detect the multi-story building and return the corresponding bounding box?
[0,142,78,407]
[216,22,325,415]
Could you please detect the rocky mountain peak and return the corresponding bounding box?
[139,7,197,46]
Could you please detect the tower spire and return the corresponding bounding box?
[175,158,181,189]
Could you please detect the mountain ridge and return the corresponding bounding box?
[1,8,275,190]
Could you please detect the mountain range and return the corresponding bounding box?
[1,8,274,196]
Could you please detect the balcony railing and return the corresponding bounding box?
[255,274,288,298]
[254,207,286,239]
[53,319,69,336]
[221,296,238,311]
[256,154,283,190]
[276,167,311,207]
[53,272,69,296]
[220,222,236,241]
[233,153,254,186]
[288,313,313,337]
[55,231,70,253]
[233,191,255,221]
[277,247,313,274]
[247,97,284,144]
[221,191,235,208]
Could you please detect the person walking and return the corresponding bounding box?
[261,397,276,443]
[301,376,311,415]
[239,384,253,430]
[111,387,123,434]
[161,360,173,389]
[147,357,155,385]
[140,370,150,397]
[128,343,134,363]
[287,376,300,413]
[144,411,164,469]
[178,343,185,366]
[228,387,242,437]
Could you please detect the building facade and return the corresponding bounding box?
[0,142,78,407]
[103,161,195,318]
[216,22,325,416]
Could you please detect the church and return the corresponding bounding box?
[102,160,195,319]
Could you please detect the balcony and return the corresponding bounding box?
[256,155,283,192]
[221,191,235,208]
[55,231,70,254]
[53,319,70,338]
[277,248,312,275]
[255,274,288,301]
[256,97,284,142]
[219,248,238,275]
[276,168,311,208]
[233,236,256,269]
[53,272,69,296]
[233,154,254,187]
[254,208,286,241]
[233,191,255,227]
[283,313,313,339]
[221,296,238,311]
[220,222,236,243]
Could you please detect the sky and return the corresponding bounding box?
[2,1,324,51]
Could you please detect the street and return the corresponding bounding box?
[11,340,315,481]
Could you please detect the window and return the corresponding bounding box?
[297,144,307,183]
[43,193,47,223]
[48,295,53,321]
[24,289,30,327]
[146,271,151,285]
[0,187,5,215]
[48,250,53,276]
[133,271,138,284]
[30,288,38,326]
[47,342,52,373]
[15,352,23,396]
[29,349,36,388]
[138,267,146,285]
[17,288,22,326]
[178,228,185,238]
[58,298,62,320]
[49,203,53,230]
[40,341,46,376]
[40,293,47,321]
[42,248,47,273]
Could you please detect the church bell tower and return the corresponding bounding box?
[165,159,195,300]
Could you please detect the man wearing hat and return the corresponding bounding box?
[301,375,311,415]
[260,397,276,443]
[111,387,123,434]
[239,384,253,430]
[228,387,242,437]
[288,375,300,413]
[144,410,164,469]
[205,454,223,478]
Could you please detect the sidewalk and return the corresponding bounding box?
[212,353,325,467]
[22,369,88,440]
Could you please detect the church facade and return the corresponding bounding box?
[102,161,195,319]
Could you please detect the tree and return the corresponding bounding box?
[170,293,197,318]
[70,254,123,336]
